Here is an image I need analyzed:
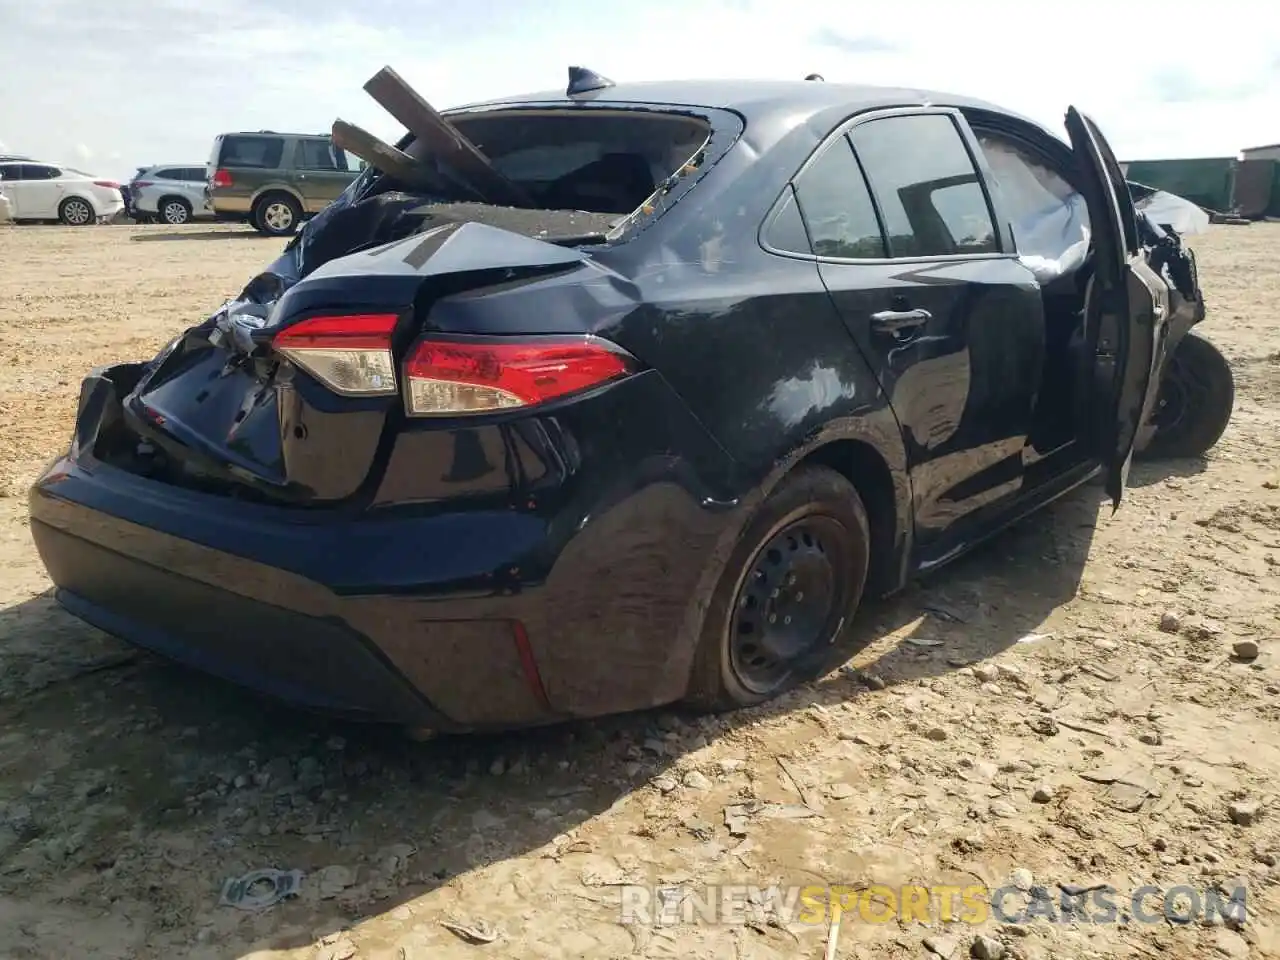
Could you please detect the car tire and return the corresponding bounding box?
[1137,331,1234,460]
[159,196,192,225]
[253,193,301,237]
[684,465,871,712]
[58,196,95,226]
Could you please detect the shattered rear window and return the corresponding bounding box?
[443,109,713,220]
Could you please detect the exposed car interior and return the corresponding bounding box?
[973,127,1096,460]
[446,110,711,215]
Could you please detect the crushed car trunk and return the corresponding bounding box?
[90,66,721,507]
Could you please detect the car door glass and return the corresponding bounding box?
[20,165,58,181]
[851,114,998,258]
[154,168,178,180]
[0,165,15,181]
[790,138,886,259]
[184,168,205,181]
[297,140,340,170]
[975,132,1090,277]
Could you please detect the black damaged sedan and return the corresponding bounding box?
[29,76,1230,733]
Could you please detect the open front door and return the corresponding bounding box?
[1065,107,1169,508]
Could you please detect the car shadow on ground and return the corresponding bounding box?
[1126,454,1208,488]
[0,463,1182,956]
[131,229,266,243]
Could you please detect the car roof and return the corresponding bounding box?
[450,77,1043,127]
[9,160,76,171]
[217,131,329,139]
[144,163,208,170]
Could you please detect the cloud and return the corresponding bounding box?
[812,28,899,55]
[73,143,94,162]
[0,0,1276,176]
[1152,67,1272,104]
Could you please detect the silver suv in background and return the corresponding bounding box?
[128,165,212,224]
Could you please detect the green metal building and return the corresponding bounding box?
[1120,146,1280,218]
[1120,158,1236,212]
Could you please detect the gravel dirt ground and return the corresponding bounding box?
[0,222,1278,960]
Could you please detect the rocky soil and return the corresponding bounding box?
[0,222,1278,959]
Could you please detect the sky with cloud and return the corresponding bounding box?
[0,0,1276,181]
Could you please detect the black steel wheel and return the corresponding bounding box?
[1138,331,1234,460]
[686,465,870,710]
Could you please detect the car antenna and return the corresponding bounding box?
[805,73,824,81]
[567,66,615,97]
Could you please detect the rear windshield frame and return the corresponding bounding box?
[352,101,745,247]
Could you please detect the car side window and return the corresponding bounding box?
[763,188,812,254]
[185,167,207,181]
[220,136,284,169]
[297,139,340,170]
[0,165,15,181]
[851,114,999,258]
[789,137,887,259]
[974,129,1091,271]
[154,168,178,180]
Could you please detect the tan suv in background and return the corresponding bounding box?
[206,131,364,236]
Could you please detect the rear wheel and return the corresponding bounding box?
[685,466,870,711]
[1137,331,1234,460]
[58,197,94,226]
[159,196,192,225]
[253,193,301,236]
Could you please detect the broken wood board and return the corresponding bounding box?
[331,119,442,191]
[363,65,534,208]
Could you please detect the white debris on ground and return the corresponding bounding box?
[0,223,1278,959]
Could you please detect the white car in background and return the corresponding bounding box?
[128,164,213,225]
[0,160,124,225]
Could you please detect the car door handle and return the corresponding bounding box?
[870,308,932,336]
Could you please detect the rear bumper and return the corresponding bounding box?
[29,365,746,730]
[210,194,253,215]
[35,519,449,727]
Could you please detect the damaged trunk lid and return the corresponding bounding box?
[112,201,617,506]
[94,64,729,505]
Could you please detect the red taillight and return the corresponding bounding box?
[403,336,633,417]
[271,313,399,396]
[94,180,120,189]
[133,180,153,189]
[212,168,233,188]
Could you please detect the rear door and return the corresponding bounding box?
[294,137,357,212]
[794,110,1046,549]
[1064,107,1168,507]
[16,164,63,217]
[0,164,18,216]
